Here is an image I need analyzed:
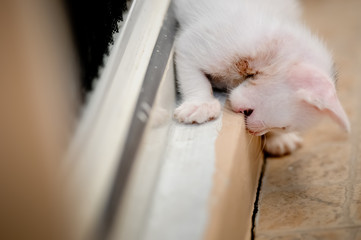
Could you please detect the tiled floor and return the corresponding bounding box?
[254,0,361,239]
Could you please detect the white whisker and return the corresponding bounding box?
[261,133,267,152]
[255,133,267,161]
[247,133,254,149]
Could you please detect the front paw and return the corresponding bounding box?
[174,99,221,124]
[264,132,303,156]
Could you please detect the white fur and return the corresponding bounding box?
[173,0,350,155]
[264,131,303,156]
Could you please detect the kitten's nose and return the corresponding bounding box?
[240,109,254,117]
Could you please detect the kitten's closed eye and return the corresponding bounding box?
[245,73,256,79]
[244,70,261,80]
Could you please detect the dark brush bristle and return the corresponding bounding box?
[63,0,128,95]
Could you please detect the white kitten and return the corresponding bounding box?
[173,0,350,156]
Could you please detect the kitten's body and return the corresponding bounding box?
[173,0,350,155]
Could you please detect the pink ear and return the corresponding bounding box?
[289,63,351,132]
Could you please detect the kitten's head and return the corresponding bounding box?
[229,61,350,136]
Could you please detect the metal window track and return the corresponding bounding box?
[96,6,177,239]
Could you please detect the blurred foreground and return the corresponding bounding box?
[0,1,78,239]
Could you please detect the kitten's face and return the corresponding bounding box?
[229,62,350,135]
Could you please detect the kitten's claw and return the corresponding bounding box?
[264,132,302,156]
[174,99,221,124]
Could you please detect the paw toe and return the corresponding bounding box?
[174,99,221,124]
[265,132,303,156]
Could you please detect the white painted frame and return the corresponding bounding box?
[65,0,172,238]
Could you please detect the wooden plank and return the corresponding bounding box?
[205,105,264,240]
[141,94,226,240]
[139,99,263,240]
